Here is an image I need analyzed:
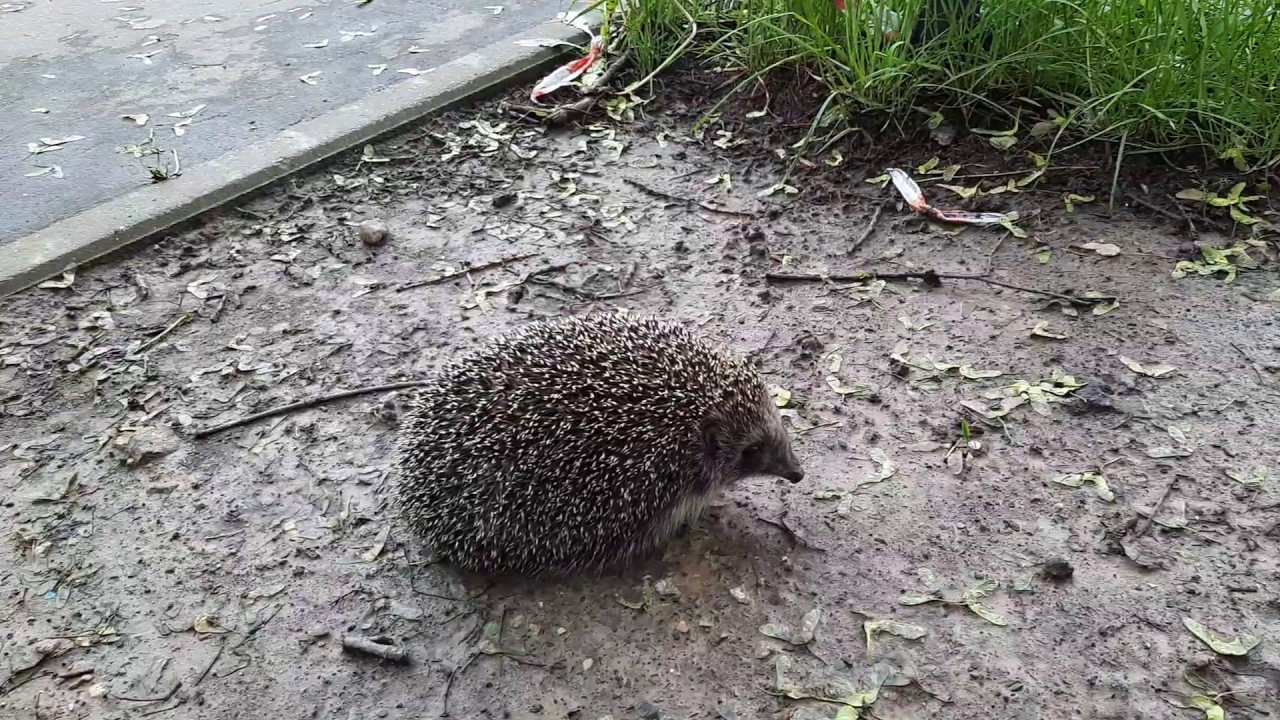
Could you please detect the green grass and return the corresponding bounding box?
[592,0,1280,169]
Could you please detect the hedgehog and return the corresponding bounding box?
[394,312,804,577]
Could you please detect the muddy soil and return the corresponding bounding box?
[2,81,1279,720]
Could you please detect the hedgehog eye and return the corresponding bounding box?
[741,443,763,463]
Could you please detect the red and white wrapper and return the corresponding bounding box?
[887,168,1008,226]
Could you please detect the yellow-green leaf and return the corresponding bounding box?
[1054,471,1115,502]
[1064,193,1094,213]
[916,157,940,174]
[899,592,940,606]
[1183,617,1260,656]
[989,135,1018,151]
[1031,321,1068,339]
[1188,695,1225,720]
[966,602,1008,626]
[939,183,980,200]
[1119,356,1177,378]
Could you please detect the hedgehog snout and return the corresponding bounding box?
[772,447,805,483]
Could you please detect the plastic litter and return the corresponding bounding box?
[887,168,1008,226]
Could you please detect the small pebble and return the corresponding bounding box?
[635,701,661,720]
[1041,557,1074,581]
[358,219,389,246]
[676,620,689,634]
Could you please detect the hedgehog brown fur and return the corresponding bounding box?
[394,312,804,577]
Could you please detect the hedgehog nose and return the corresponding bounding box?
[783,468,804,483]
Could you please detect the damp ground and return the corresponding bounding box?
[2,78,1278,720]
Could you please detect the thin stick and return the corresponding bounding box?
[1126,192,1182,223]
[112,682,182,703]
[765,270,1113,306]
[133,313,193,355]
[1109,130,1127,213]
[917,166,1097,184]
[1230,342,1269,382]
[193,639,224,687]
[194,381,429,439]
[442,651,481,715]
[1130,475,1178,540]
[623,178,756,218]
[341,635,409,663]
[395,253,536,292]
[850,203,884,252]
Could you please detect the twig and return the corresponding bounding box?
[1130,475,1179,540]
[132,313,193,355]
[442,651,481,715]
[795,420,843,435]
[193,639,224,687]
[850,203,884,253]
[623,178,755,218]
[341,635,409,663]
[395,253,537,292]
[765,270,1114,307]
[1126,192,1182,223]
[113,682,182,703]
[1230,342,1270,382]
[759,515,825,551]
[585,48,633,96]
[1109,130,1127,213]
[194,381,429,438]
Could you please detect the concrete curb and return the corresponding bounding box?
[0,17,593,299]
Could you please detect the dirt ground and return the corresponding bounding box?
[2,78,1279,720]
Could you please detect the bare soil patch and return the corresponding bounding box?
[2,81,1278,720]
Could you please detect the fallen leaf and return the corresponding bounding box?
[1183,617,1259,656]
[38,271,75,289]
[966,603,1008,626]
[1154,498,1188,529]
[988,135,1018,151]
[757,182,798,198]
[398,67,435,76]
[898,315,933,331]
[192,615,230,634]
[1031,321,1068,339]
[1092,299,1120,315]
[1186,694,1226,720]
[1083,242,1121,256]
[826,376,875,398]
[361,526,390,562]
[166,104,205,118]
[1119,356,1177,377]
[859,448,896,486]
[769,385,792,408]
[959,365,1003,379]
[304,39,329,48]
[863,618,926,660]
[916,157,940,174]
[760,607,822,646]
[939,183,980,199]
[1225,467,1266,489]
[121,113,149,126]
[1054,471,1115,502]
[368,64,388,75]
[1064,193,1094,212]
[299,71,322,85]
[1147,446,1193,459]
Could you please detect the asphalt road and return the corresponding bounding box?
[0,0,572,245]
